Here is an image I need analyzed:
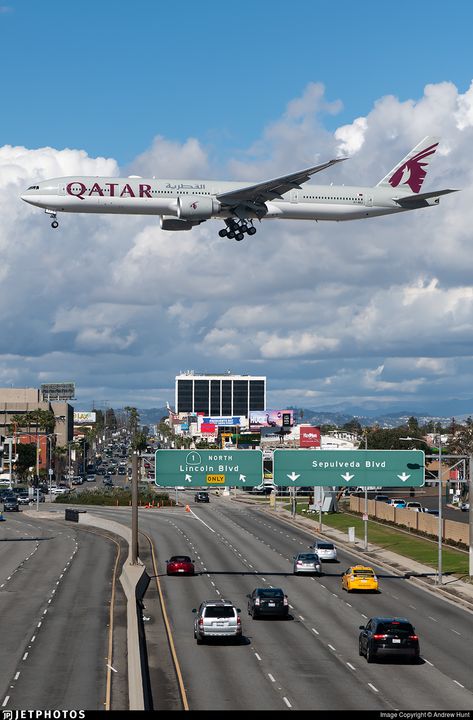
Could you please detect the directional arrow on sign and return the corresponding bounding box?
[287,472,300,483]
[185,474,192,483]
[239,474,246,483]
[397,473,411,483]
[341,473,354,482]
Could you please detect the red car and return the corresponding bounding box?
[166,555,195,575]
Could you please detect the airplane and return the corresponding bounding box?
[21,137,457,241]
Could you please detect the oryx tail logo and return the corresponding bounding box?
[388,141,438,193]
[190,201,199,210]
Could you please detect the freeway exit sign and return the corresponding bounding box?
[155,449,263,487]
[273,450,425,487]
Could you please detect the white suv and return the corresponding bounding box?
[193,600,242,644]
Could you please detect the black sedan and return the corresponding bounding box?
[247,588,288,619]
[359,617,420,663]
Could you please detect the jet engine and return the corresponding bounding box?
[177,196,220,220]
[160,216,196,231]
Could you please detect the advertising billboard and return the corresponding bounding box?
[41,382,75,401]
[299,426,321,448]
[201,423,217,434]
[202,416,243,427]
[74,411,96,424]
[250,410,293,429]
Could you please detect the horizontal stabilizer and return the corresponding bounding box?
[393,188,459,206]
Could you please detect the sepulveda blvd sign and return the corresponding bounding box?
[155,449,263,487]
[273,449,424,487]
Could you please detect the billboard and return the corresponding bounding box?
[41,382,75,401]
[202,416,243,427]
[250,410,293,429]
[299,426,321,448]
[74,411,96,424]
[201,423,217,434]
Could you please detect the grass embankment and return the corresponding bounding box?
[274,499,470,579]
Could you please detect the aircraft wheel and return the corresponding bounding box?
[218,228,227,237]
[51,221,59,229]
[235,233,244,241]
[248,226,257,235]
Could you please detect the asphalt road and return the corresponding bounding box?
[90,494,473,711]
[0,512,128,711]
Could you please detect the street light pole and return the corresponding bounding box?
[400,435,443,585]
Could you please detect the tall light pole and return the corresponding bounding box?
[400,435,443,585]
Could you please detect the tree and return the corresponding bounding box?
[15,443,37,480]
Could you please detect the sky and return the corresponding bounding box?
[1,0,473,416]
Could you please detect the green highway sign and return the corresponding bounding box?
[155,449,263,487]
[273,450,425,487]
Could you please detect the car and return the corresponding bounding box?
[16,491,32,505]
[406,501,423,511]
[26,491,45,503]
[247,588,288,619]
[194,491,210,503]
[103,478,114,487]
[374,494,391,503]
[310,540,338,562]
[86,474,96,482]
[342,565,379,592]
[192,600,242,644]
[3,496,20,511]
[389,498,407,508]
[460,502,470,512]
[50,486,69,495]
[166,555,195,575]
[118,466,126,475]
[96,467,106,475]
[71,476,83,485]
[359,617,420,663]
[293,552,322,575]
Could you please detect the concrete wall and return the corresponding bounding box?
[349,496,470,544]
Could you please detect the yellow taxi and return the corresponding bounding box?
[342,565,379,592]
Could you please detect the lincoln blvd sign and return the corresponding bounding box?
[273,450,425,487]
[155,449,263,487]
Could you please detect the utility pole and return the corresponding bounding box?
[470,454,473,578]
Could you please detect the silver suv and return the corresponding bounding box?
[193,600,242,644]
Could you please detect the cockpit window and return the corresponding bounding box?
[27,185,39,190]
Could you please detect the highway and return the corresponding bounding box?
[0,512,128,711]
[2,494,472,711]
[96,493,473,712]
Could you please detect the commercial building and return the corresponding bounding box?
[175,372,266,417]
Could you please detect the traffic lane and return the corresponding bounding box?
[143,510,290,711]
[145,510,389,711]
[0,515,77,704]
[2,516,125,711]
[0,512,41,584]
[212,503,473,707]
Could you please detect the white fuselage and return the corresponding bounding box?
[21,175,436,224]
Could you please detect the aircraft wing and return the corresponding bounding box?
[216,158,347,211]
[393,188,459,206]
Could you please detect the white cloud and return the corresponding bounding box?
[3,80,473,412]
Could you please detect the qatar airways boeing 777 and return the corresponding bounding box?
[21,137,457,240]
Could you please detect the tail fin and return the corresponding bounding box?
[376,136,440,194]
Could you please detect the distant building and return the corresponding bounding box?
[175,372,266,417]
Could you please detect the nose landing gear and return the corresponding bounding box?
[45,209,59,229]
[218,219,257,241]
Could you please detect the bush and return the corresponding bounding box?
[53,487,172,506]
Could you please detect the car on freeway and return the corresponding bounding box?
[359,617,420,663]
[406,501,423,511]
[166,555,195,575]
[374,494,391,503]
[193,600,242,644]
[389,498,407,508]
[247,587,288,619]
[310,540,338,562]
[293,552,322,575]
[3,495,20,511]
[194,491,210,503]
[342,565,379,592]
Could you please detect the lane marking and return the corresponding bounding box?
[22,652,28,661]
[268,674,275,683]
[2,696,9,707]
[328,644,336,652]
[368,683,379,693]
[346,662,356,671]
[283,698,292,708]
[454,680,465,688]
[312,628,319,635]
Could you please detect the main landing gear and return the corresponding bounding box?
[45,209,59,229]
[218,218,257,241]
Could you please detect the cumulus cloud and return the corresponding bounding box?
[2,80,473,412]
